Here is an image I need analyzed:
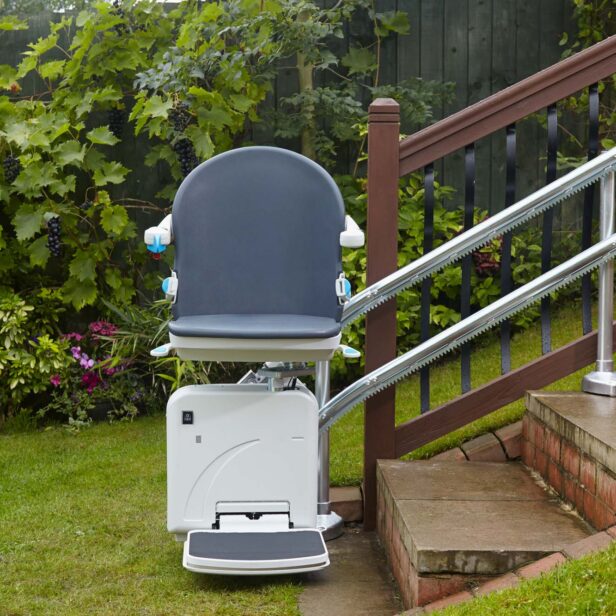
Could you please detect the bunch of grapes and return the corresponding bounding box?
[173,138,199,177]
[46,217,62,258]
[169,104,191,133]
[108,107,125,140]
[111,0,129,34]
[3,155,21,183]
[79,199,93,211]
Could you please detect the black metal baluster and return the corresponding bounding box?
[500,124,516,374]
[541,105,558,353]
[420,164,434,413]
[461,145,475,393]
[582,83,600,334]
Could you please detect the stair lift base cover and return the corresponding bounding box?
[167,383,328,574]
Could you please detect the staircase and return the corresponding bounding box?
[315,35,616,612]
[375,391,616,610]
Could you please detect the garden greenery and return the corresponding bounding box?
[0,0,591,422]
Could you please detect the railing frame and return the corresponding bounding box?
[363,99,400,529]
[582,171,616,395]
[359,35,616,530]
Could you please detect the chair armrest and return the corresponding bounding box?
[144,214,173,253]
[340,215,365,248]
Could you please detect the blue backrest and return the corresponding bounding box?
[171,147,346,321]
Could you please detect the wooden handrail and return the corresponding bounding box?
[399,34,616,176]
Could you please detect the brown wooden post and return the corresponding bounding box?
[363,98,400,530]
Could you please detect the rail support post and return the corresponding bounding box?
[364,98,400,530]
[583,170,616,395]
[316,360,343,540]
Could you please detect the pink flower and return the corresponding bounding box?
[62,332,84,341]
[102,355,124,376]
[50,374,61,387]
[81,372,102,394]
[88,321,118,338]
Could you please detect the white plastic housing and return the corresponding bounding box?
[168,333,341,362]
[166,384,319,535]
[340,215,365,248]
[144,214,173,246]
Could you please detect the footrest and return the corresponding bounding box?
[183,529,329,575]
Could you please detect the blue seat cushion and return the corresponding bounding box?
[168,314,342,339]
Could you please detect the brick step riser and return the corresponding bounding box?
[522,413,616,531]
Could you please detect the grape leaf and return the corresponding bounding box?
[93,161,129,186]
[186,126,214,159]
[62,277,97,310]
[87,126,119,146]
[28,236,49,267]
[100,205,129,235]
[0,64,17,89]
[143,95,173,119]
[13,204,45,241]
[39,60,65,80]
[0,17,27,31]
[69,250,96,282]
[0,120,30,147]
[54,141,86,166]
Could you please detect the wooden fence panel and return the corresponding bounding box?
[0,1,573,216]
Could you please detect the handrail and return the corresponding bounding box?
[321,233,616,431]
[399,34,616,176]
[342,147,616,327]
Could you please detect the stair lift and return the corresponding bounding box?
[144,146,364,575]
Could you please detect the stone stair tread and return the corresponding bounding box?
[378,459,592,576]
[380,459,552,501]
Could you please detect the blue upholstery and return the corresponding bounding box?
[169,314,341,339]
[170,147,345,340]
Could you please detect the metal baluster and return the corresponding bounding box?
[315,360,343,539]
[500,124,516,374]
[541,105,558,354]
[582,170,616,396]
[582,83,600,334]
[461,145,475,393]
[420,164,435,413]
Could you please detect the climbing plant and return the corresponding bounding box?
[0,1,284,311]
[560,0,616,154]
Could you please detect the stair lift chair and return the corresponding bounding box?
[144,146,364,575]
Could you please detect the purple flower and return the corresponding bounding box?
[50,374,61,387]
[79,353,95,370]
[71,346,82,360]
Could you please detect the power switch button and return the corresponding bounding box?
[182,411,193,425]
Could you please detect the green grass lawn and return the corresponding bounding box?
[0,417,303,615]
[440,542,616,615]
[0,298,609,614]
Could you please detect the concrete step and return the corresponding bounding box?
[377,459,593,609]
